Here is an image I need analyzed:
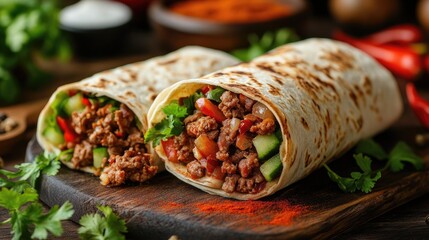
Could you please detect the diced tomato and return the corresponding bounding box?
[82,97,91,107]
[201,85,214,95]
[210,166,225,180]
[56,116,78,143]
[161,138,179,163]
[239,119,253,134]
[195,134,218,157]
[195,98,226,122]
[200,156,219,175]
[115,130,124,138]
[236,134,253,150]
[68,90,78,97]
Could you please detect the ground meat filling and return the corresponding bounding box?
[61,93,156,186]
[174,90,276,194]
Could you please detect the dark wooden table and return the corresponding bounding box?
[1,18,429,240]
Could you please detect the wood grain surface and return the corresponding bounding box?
[26,116,429,240]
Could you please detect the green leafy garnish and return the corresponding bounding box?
[0,153,74,239]
[354,138,388,160]
[78,205,127,240]
[0,187,74,240]
[206,87,226,103]
[145,92,203,146]
[231,28,299,62]
[182,91,204,115]
[0,153,61,187]
[325,139,424,193]
[0,0,71,104]
[387,141,424,172]
[324,154,381,193]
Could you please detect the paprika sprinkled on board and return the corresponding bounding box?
[158,199,306,226]
[169,0,292,24]
[195,200,306,226]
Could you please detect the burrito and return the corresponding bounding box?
[36,46,239,186]
[145,38,403,200]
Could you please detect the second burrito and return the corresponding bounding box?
[36,46,239,186]
[145,39,403,200]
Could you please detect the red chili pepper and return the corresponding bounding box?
[333,30,422,81]
[161,138,179,163]
[362,24,422,45]
[406,83,429,129]
[239,119,253,134]
[56,116,78,143]
[195,98,226,122]
[82,97,91,107]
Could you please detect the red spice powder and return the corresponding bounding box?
[160,201,185,211]
[195,200,306,226]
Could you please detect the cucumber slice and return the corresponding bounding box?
[253,134,280,160]
[93,147,108,169]
[64,93,85,116]
[43,126,64,145]
[260,153,282,181]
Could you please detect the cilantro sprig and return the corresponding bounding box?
[0,0,71,104]
[324,139,424,193]
[78,205,127,240]
[145,92,203,146]
[231,28,299,62]
[0,153,74,240]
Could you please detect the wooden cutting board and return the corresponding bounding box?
[27,109,429,240]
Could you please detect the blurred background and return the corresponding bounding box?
[1,0,428,106]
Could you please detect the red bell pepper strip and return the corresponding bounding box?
[82,97,91,107]
[333,30,422,81]
[56,116,78,143]
[161,138,179,163]
[406,83,429,129]
[195,98,226,122]
[362,24,422,45]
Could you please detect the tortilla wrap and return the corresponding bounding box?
[148,38,403,200]
[36,46,239,176]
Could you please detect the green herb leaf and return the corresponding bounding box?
[182,91,204,114]
[0,0,70,104]
[354,138,388,160]
[162,102,188,118]
[31,201,74,239]
[324,154,381,193]
[0,187,38,211]
[231,28,299,62]
[78,205,127,240]
[206,87,226,102]
[387,141,424,172]
[145,102,190,146]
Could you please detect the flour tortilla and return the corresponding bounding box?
[37,46,239,174]
[148,38,403,200]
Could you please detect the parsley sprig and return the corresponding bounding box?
[1,152,130,239]
[78,205,127,240]
[145,91,203,146]
[324,139,424,193]
[0,153,74,240]
[231,28,299,62]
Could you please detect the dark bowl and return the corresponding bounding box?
[149,0,308,51]
[61,23,130,59]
